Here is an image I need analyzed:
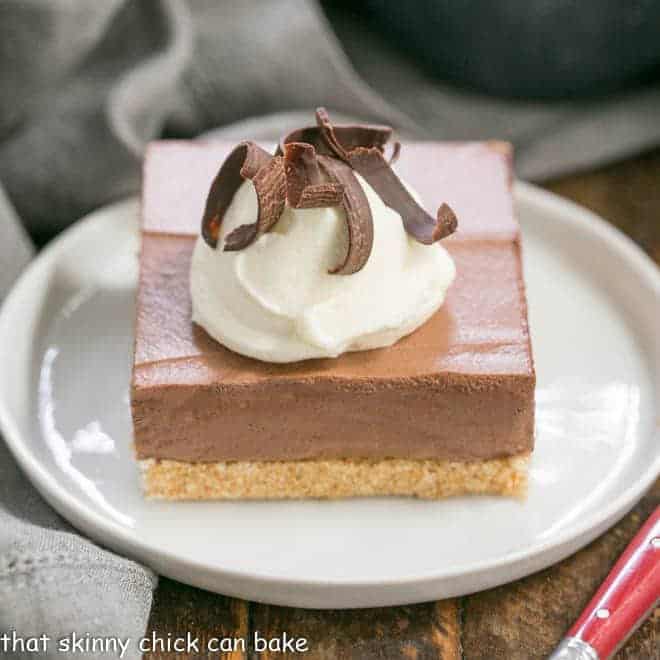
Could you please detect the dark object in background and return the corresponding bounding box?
[346,0,660,99]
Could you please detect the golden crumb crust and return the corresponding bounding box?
[139,454,529,500]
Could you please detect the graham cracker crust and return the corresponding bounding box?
[139,454,529,500]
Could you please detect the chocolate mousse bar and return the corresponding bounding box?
[132,137,534,499]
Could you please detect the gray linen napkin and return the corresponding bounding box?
[1,0,659,652]
[0,445,156,660]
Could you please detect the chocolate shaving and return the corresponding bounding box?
[316,107,350,161]
[284,142,343,209]
[347,147,457,243]
[279,117,392,159]
[313,109,456,242]
[224,155,286,251]
[201,141,286,250]
[283,141,372,273]
[317,155,374,274]
[201,108,457,274]
[314,109,457,244]
[436,203,459,241]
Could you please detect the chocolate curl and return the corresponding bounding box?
[284,142,371,273]
[316,107,349,161]
[283,142,343,209]
[200,109,457,276]
[348,147,457,243]
[317,155,374,275]
[279,116,392,159]
[224,155,286,250]
[201,141,286,250]
[315,108,457,244]
[313,107,393,158]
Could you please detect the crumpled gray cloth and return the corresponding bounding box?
[0,446,156,660]
[1,0,660,653]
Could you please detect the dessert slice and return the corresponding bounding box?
[131,114,534,500]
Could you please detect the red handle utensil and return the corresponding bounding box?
[548,506,660,659]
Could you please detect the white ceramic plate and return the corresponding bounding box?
[0,183,658,608]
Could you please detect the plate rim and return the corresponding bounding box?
[0,182,658,598]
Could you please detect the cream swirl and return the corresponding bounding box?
[190,174,455,363]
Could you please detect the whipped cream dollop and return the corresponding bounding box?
[190,174,455,363]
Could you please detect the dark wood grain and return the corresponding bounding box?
[461,481,659,660]
[145,149,660,659]
[146,580,248,659]
[249,600,459,659]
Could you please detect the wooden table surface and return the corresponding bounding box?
[145,150,660,659]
